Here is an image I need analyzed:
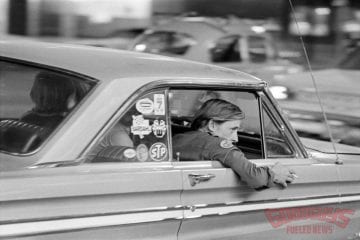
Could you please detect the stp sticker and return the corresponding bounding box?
[154,94,165,115]
[130,115,152,139]
[152,119,167,138]
[136,144,149,162]
[136,98,154,114]
[149,142,168,161]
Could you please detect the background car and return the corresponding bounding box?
[1,40,360,240]
[128,15,303,80]
[270,46,360,147]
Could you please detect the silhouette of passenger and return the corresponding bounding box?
[20,71,76,130]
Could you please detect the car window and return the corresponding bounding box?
[132,31,196,55]
[262,106,294,158]
[169,89,263,159]
[89,90,170,163]
[248,35,267,63]
[210,35,242,62]
[0,60,94,154]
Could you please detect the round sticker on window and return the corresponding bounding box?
[123,148,136,159]
[149,142,168,161]
[136,98,154,114]
[136,144,149,162]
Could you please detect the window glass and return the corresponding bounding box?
[210,35,242,62]
[248,35,267,63]
[89,90,169,163]
[263,106,294,158]
[169,89,262,159]
[0,61,94,154]
[133,31,196,55]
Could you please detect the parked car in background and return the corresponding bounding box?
[128,15,303,80]
[1,40,360,239]
[270,46,360,147]
[64,28,145,49]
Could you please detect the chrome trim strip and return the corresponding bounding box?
[0,209,183,238]
[184,194,360,218]
[2,194,360,237]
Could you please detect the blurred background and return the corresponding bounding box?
[1,0,359,68]
[1,0,360,147]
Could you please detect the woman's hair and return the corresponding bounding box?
[30,71,75,113]
[191,99,245,130]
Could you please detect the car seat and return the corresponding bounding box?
[0,119,48,153]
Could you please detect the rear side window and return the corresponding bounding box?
[132,31,196,55]
[0,61,94,154]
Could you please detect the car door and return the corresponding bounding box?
[0,164,183,240]
[0,89,183,240]
[335,157,360,240]
[168,87,343,240]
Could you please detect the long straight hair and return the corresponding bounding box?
[30,71,75,114]
[191,99,244,130]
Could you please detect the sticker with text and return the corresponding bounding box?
[154,94,165,115]
[123,148,136,159]
[149,142,167,161]
[136,144,149,162]
[130,115,152,139]
[136,98,154,115]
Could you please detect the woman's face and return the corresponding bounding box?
[210,119,242,143]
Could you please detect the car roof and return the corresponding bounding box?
[0,40,263,86]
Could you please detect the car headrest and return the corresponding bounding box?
[0,119,48,153]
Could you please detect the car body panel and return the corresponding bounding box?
[1,40,262,83]
[175,158,342,239]
[0,163,183,239]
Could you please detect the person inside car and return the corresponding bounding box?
[20,71,77,130]
[172,98,296,189]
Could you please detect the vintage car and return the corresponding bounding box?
[128,16,303,80]
[270,46,360,147]
[1,40,360,240]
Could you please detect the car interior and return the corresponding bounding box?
[0,61,94,155]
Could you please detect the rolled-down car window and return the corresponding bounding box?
[0,60,94,154]
[169,89,296,160]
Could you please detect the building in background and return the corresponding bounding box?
[3,0,360,68]
[7,0,152,38]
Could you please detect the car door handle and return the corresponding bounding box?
[188,173,216,186]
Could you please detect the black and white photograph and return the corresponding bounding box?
[1,0,360,239]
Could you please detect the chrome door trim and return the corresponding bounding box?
[3,194,359,238]
[183,194,360,219]
[0,207,183,238]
